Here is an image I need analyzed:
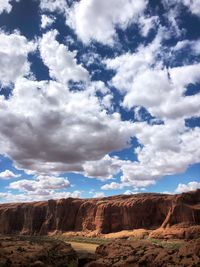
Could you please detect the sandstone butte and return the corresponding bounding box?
[0,189,199,239]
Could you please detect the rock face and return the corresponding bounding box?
[86,238,200,267]
[0,236,78,267]
[161,189,200,228]
[0,190,199,236]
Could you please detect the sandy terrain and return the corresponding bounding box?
[68,241,99,254]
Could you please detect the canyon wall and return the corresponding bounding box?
[0,190,199,235]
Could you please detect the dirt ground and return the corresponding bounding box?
[68,241,99,254]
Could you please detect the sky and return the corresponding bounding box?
[0,0,200,202]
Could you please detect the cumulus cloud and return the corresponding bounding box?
[83,155,122,180]
[39,30,89,84]
[101,180,155,191]
[101,25,200,189]
[161,1,184,37]
[101,182,124,190]
[0,31,35,86]
[0,190,81,203]
[106,32,200,121]
[161,0,200,40]
[0,0,13,14]
[123,66,200,120]
[67,0,147,45]
[173,39,200,55]
[182,0,200,17]
[175,181,200,193]
[1,174,80,202]
[0,0,200,199]
[123,190,139,195]
[41,14,55,29]
[93,192,105,198]
[120,121,200,185]
[39,0,68,13]
[138,15,159,37]
[0,77,134,174]
[100,119,200,191]
[9,175,70,192]
[0,170,20,179]
[105,30,163,92]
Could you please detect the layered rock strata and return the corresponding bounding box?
[0,190,199,235]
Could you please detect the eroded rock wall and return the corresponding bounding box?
[0,190,199,235]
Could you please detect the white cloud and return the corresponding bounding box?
[9,175,70,192]
[169,63,200,89]
[0,31,35,86]
[102,10,200,190]
[0,190,81,203]
[124,190,139,195]
[0,170,20,179]
[41,14,55,29]
[138,15,159,37]
[173,40,190,51]
[163,3,183,37]
[101,119,200,190]
[162,0,200,26]
[175,181,200,193]
[0,77,134,174]
[0,173,79,203]
[120,121,200,184]
[39,0,68,13]
[39,30,89,84]
[101,180,155,190]
[67,0,147,45]
[162,191,173,195]
[123,66,200,120]
[182,0,200,17]
[106,32,200,121]
[0,0,12,14]
[134,106,143,121]
[0,1,199,198]
[122,68,171,111]
[80,52,102,67]
[173,39,200,55]
[93,192,105,198]
[101,182,124,190]
[83,155,121,180]
[105,30,163,92]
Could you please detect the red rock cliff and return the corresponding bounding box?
[0,190,199,235]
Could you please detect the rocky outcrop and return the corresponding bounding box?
[0,190,199,236]
[86,238,200,267]
[161,189,200,228]
[148,189,200,239]
[0,236,78,267]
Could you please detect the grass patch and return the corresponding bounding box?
[15,235,109,246]
[51,235,110,245]
[148,238,184,250]
[9,234,185,251]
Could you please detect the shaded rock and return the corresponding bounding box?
[86,238,200,267]
[0,236,78,267]
[0,190,199,238]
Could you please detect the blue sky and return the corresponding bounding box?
[0,0,200,202]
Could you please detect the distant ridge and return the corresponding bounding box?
[0,190,199,239]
